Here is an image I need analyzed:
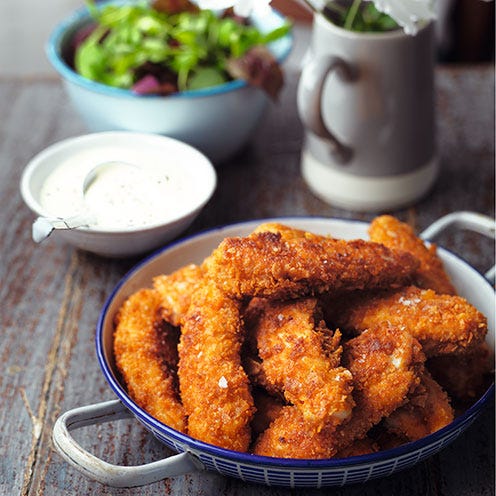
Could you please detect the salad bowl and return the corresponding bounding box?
[52,212,495,488]
[46,0,293,164]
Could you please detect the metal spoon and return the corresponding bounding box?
[32,161,139,243]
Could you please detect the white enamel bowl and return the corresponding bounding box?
[20,132,217,258]
[53,214,495,488]
[46,1,293,164]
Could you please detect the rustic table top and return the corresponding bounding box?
[1,63,494,496]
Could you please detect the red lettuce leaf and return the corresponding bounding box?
[226,45,284,100]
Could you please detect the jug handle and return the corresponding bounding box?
[297,55,356,164]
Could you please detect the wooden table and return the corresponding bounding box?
[1,63,494,496]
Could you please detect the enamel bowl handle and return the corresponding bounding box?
[52,399,203,487]
[420,211,496,283]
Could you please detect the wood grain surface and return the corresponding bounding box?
[0,64,494,495]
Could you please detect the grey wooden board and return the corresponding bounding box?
[0,64,494,495]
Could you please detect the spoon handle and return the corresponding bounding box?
[32,214,95,243]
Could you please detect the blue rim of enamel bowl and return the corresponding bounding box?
[46,1,293,100]
[96,217,495,471]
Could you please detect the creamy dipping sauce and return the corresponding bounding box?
[39,151,191,230]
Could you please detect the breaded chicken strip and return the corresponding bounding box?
[427,342,495,405]
[243,297,343,398]
[335,437,380,458]
[178,279,254,452]
[251,387,286,437]
[333,327,425,452]
[153,263,203,327]
[371,428,409,451]
[249,297,354,431]
[252,222,332,241]
[384,370,454,441]
[249,298,353,459]
[114,288,186,432]
[203,230,419,300]
[369,215,457,295]
[330,285,487,356]
[253,406,340,459]
[255,326,425,458]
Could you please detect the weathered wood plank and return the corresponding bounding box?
[0,63,493,496]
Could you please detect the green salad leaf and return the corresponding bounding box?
[324,0,399,33]
[73,0,291,96]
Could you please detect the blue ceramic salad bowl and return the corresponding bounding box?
[46,1,293,164]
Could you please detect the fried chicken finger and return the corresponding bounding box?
[253,405,340,459]
[384,370,454,441]
[330,285,487,356]
[153,263,203,327]
[249,298,353,459]
[427,342,495,405]
[252,222,333,241]
[333,327,425,453]
[114,288,186,432]
[249,297,353,430]
[369,215,457,295]
[178,279,255,451]
[203,230,419,300]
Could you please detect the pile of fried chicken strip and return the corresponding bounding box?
[113,215,492,459]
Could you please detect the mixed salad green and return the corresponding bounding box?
[72,0,291,97]
[324,0,399,32]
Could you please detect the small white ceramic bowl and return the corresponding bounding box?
[20,131,217,258]
[46,1,293,164]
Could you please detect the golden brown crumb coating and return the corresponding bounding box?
[335,437,380,458]
[253,406,340,459]
[249,297,353,459]
[153,263,203,327]
[251,387,286,437]
[329,285,487,356]
[369,215,457,295]
[203,230,419,300]
[427,342,495,405]
[112,218,491,460]
[333,327,425,452]
[255,326,425,458]
[384,370,454,441]
[250,297,353,430]
[252,222,333,241]
[178,279,255,451]
[114,288,186,432]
